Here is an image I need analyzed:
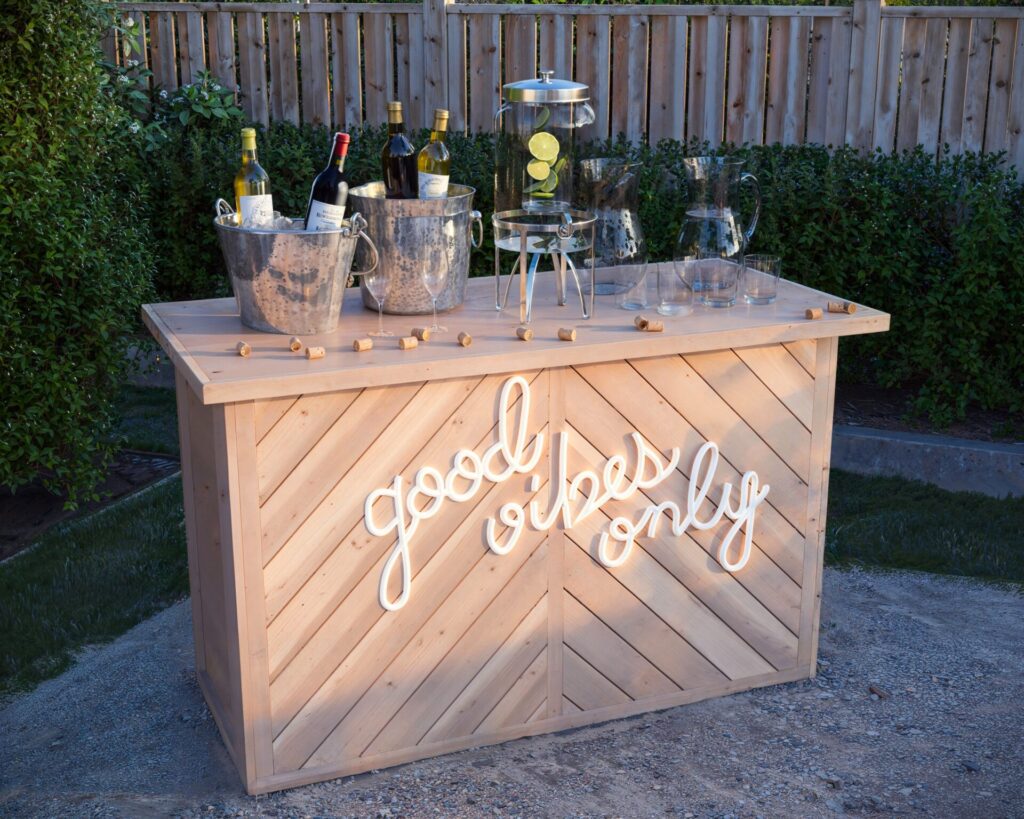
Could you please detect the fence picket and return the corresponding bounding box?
[539,14,572,79]
[650,15,687,144]
[846,0,883,149]
[983,19,1017,155]
[611,16,648,142]
[363,13,393,125]
[941,18,972,153]
[805,17,831,145]
[469,14,500,132]
[269,12,299,124]
[186,12,206,83]
[895,18,926,153]
[447,12,467,131]
[871,16,902,152]
[962,19,994,153]
[725,16,747,145]
[782,16,810,144]
[915,18,946,153]
[206,12,235,94]
[765,17,789,144]
[237,12,269,125]
[703,14,727,145]
[824,15,852,148]
[1007,18,1024,170]
[149,11,177,91]
[576,15,610,142]
[301,12,331,126]
[742,16,769,145]
[687,16,708,143]
[407,12,426,128]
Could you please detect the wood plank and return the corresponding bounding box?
[701,13,727,145]
[896,18,927,152]
[805,16,833,145]
[962,18,994,154]
[1007,18,1024,172]
[206,11,236,93]
[504,13,537,85]
[687,16,708,143]
[394,14,412,126]
[422,0,450,117]
[100,23,118,65]
[872,16,904,152]
[845,0,883,149]
[329,13,349,128]
[726,15,748,145]
[563,541,727,690]
[300,11,330,126]
[824,15,853,147]
[406,12,425,129]
[468,14,500,133]
[916,18,947,154]
[765,16,790,145]
[183,11,206,84]
[741,16,769,145]
[611,15,648,142]
[447,12,467,132]
[784,339,816,375]
[546,367,566,718]
[340,12,362,127]
[563,647,630,711]
[363,12,393,126]
[539,13,572,79]
[238,11,270,126]
[475,646,548,734]
[127,10,150,82]
[575,15,610,142]
[562,697,582,714]
[733,343,814,429]
[783,16,811,144]
[254,395,298,444]
[983,19,1018,155]
[268,12,299,124]
[563,594,678,700]
[149,11,177,91]
[941,18,972,154]
[648,15,686,143]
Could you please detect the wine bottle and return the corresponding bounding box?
[417,108,451,199]
[234,127,273,227]
[381,100,418,199]
[305,132,351,231]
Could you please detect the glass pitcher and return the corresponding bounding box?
[674,157,761,263]
[578,159,646,296]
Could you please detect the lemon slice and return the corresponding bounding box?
[528,131,559,163]
[526,158,551,181]
[539,170,559,193]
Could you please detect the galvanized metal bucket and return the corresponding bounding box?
[213,199,378,335]
[347,183,483,315]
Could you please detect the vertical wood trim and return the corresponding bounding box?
[217,402,275,788]
[447,12,467,132]
[797,337,838,671]
[872,16,903,152]
[504,13,537,87]
[546,367,566,718]
[269,12,299,125]
[916,17,947,154]
[983,19,1017,155]
[175,371,207,676]
[846,0,884,149]
[176,12,193,84]
[824,15,853,148]
[101,23,119,64]
[422,0,452,116]
[207,12,236,93]
[576,15,610,142]
[301,11,330,126]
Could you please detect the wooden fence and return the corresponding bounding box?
[105,1,1024,167]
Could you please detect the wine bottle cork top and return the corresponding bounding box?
[387,101,403,112]
[241,127,256,138]
[240,127,257,149]
[434,108,449,121]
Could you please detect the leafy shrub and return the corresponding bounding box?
[0,1,154,503]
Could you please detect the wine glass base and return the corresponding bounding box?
[369,330,395,337]
[429,325,448,334]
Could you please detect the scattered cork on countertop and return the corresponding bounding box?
[352,337,373,352]
[827,300,857,314]
[805,307,823,320]
[236,341,251,357]
[305,346,326,360]
[457,332,473,347]
[645,320,664,333]
[288,336,302,352]
[398,336,419,350]
[558,327,577,342]
[411,327,432,341]
[516,325,534,341]
[634,316,650,330]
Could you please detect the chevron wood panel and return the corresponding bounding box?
[174,338,838,794]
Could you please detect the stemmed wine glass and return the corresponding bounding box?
[420,219,453,333]
[362,265,393,337]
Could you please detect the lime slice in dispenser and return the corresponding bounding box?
[552,156,567,176]
[528,131,560,164]
[539,170,559,193]
[526,158,551,181]
[533,106,551,131]
[531,192,555,198]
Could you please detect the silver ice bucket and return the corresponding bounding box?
[213,200,378,335]
[348,183,483,315]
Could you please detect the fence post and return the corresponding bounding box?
[844,0,884,150]
[423,0,453,116]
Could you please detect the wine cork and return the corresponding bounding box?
[515,325,534,342]
[805,307,823,320]
[305,346,326,360]
[827,300,857,314]
[288,336,302,352]
[645,320,664,333]
[236,341,251,358]
[411,327,432,341]
[557,327,577,342]
[398,336,418,350]
[457,332,473,347]
[634,315,650,330]
[352,337,373,352]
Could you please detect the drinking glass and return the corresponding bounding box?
[695,254,740,308]
[615,260,649,310]
[742,254,781,304]
[421,222,452,333]
[658,259,694,316]
[362,266,393,337]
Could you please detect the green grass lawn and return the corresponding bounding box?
[2,385,1022,698]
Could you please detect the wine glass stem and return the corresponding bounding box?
[432,298,438,329]
[377,299,384,335]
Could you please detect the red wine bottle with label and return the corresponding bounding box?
[305,132,351,231]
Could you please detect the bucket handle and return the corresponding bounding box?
[469,210,484,249]
[215,198,235,220]
[344,212,379,277]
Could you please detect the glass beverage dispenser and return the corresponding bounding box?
[492,72,597,322]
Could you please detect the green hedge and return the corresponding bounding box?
[146,119,1023,423]
[0,2,155,503]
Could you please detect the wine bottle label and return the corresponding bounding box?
[239,194,274,226]
[306,200,346,231]
[418,172,449,199]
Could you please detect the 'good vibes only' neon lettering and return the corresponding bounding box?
[365,376,770,612]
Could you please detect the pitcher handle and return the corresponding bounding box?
[469,210,483,249]
[740,172,761,251]
[344,212,379,277]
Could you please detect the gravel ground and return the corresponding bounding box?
[1,567,1022,818]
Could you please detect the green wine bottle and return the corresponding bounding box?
[233,127,273,226]
[416,108,451,199]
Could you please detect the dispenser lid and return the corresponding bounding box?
[503,70,589,103]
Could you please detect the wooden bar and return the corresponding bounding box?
[145,273,887,795]
[703,13,727,145]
